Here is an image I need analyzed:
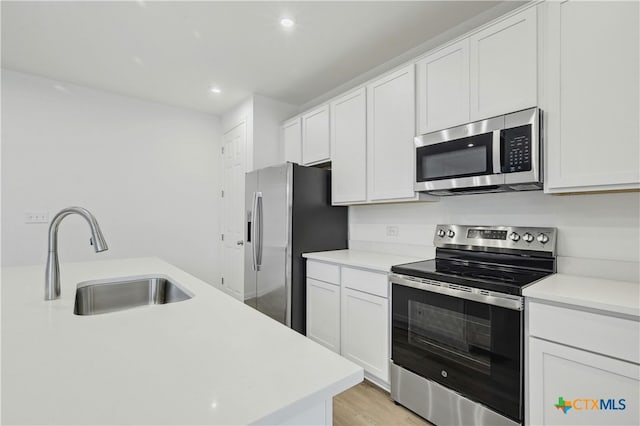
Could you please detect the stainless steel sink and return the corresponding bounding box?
[74,275,193,315]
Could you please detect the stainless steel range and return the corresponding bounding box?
[390,225,557,426]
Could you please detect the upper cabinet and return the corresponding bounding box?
[543,0,639,193]
[301,104,330,165]
[367,65,420,202]
[416,39,470,135]
[282,117,301,164]
[331,88,367,204]
[470,7,537,121]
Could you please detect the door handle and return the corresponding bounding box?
[251,192,258,271]
[255,192,263,271]
[237,240,244,246]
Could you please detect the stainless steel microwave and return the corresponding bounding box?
[414,107,542,196]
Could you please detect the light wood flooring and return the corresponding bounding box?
[333,380,432,426]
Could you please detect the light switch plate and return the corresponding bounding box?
[25,211,49,224]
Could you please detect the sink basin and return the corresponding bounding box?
[74,275,193,315]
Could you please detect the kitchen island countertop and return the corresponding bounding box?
[1,257,363,425]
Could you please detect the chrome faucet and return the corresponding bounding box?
[45,207,108,300]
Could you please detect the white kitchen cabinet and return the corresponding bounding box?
[416,39,470,134]
[330,88,367,204]
[341,287,389,385]
[306,277,341,354]
[527,299,640,425]
[543,0,639,193]
[470,7,537,120]
[529,338,639,426]
[302,105,330,165]
[305,259,392,388]
[367,65,418,202]
[282,118,302,164]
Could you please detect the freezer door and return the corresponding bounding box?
[250,164,291,326]
[244,170,258,305]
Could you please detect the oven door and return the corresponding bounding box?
[391,279,523,422]
[414,114,504,192]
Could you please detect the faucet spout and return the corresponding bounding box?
[45,207,108,300]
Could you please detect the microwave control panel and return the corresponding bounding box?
[502,124,532,173]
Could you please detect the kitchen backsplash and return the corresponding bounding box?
[349,191,640,282]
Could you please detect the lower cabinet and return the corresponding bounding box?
[341,288,389,385]
[306,278,340,353]
[527,300,640,425]
[529,338,639,426]
[306,260,390,388]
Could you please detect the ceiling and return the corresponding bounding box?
[2,1,512,115]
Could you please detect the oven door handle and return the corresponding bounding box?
[389,274,523,311]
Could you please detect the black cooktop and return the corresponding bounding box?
[391,255,553,296]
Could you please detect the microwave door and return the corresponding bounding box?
[414,130,504,192]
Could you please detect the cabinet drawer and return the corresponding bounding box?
[528,301,640,364]
[306,260,340,284]
[342,267,388,298]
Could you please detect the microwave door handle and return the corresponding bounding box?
[492,130,502,174]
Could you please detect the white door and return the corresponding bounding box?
[341,287,389,384]
[544,0,639,192]
[528,337,639,425]
[470,7,537,120]
[221,121,246,300]
[330,88,367,204]
[367,65,416,202]
[282,118,301,164]
[306,278,341,353]
[416,39,470,134]
[301,105,330,165]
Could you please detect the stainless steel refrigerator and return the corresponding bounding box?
[244,163,348,334]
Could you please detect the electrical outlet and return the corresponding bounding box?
[25,211,49,224]
[386,226,399,237]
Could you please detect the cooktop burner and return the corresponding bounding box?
[391,258,552,295]
[391,224,557,296]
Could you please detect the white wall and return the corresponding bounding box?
[252,94,297,170]
[221,94,297,171]
[1,70,222,284]
[349,191,640,282]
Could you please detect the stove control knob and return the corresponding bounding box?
[537,233,549,244]
[437,229,446,238]
[509,232,520,242]
[523,232,534,243]
[447,230,455,238]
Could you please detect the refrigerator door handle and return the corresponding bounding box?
[250,191,259,271]
[255,191,264,271]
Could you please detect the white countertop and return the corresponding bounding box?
[302,249,423,272]
[1,258,363,425]
[523,274,640,318]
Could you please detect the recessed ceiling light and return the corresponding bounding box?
[280,17,295,29]
[210,87,222,94]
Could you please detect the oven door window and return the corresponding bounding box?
[416,133,494,182]
[392,284,522,422]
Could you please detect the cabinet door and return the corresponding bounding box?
[283,118,301,164]
[470,7,537,120]
[544,0,639,192]
[306,278,340,353]
[528,337,639,425]
[367,65,416,201]
[341,288,389,383]
[330,88,367,204]
[302,105,330,165]
[416,39,470,134]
